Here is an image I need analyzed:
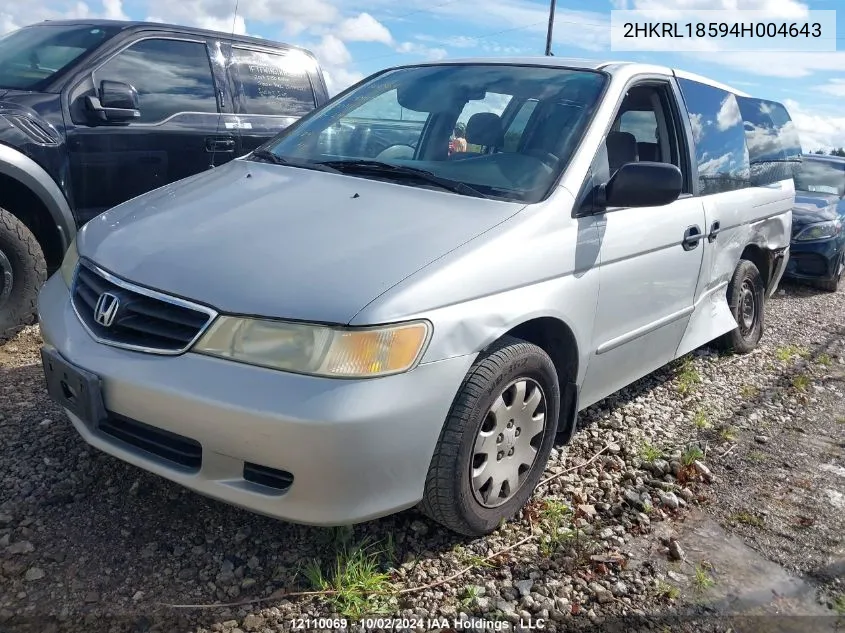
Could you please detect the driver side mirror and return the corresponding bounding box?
[596,162,682,210]
[85,80,140,123]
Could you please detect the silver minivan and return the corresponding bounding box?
[37,58,798,536]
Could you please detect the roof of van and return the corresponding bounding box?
[389,56,750,97]
[27,19,318,59]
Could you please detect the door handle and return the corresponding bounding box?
[682,225,704,251]
[708,221,721,242]
[205,137,235,152]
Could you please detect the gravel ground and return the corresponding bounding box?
[0,279,843,633]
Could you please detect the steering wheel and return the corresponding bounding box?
[376,144,416,160]
[524,150,560,169]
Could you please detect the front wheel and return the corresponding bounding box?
[716,259,765,354]
[420,336,560,536]
[0,207,47,344]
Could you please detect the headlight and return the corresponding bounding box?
[794,219,841,242]
[59,238,79,287]
[193,317,431,378]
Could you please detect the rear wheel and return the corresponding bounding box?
[0,207,47,344]
[420,336,560,536]
[716,259,765,354]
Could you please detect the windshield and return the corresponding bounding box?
[794,159,845,196]
[0,24,121,91]
[261,64,607,203]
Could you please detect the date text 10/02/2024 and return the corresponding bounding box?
[623,21,822,38]
[291,617,548,630]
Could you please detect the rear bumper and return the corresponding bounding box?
[37,273,475,526]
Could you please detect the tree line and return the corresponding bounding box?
[813,148,845,157]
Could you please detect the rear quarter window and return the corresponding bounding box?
[678,77,751,195]
[230,47,317,116]
[736,97,802,186]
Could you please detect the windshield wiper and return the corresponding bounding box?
[249,150,341,173]
[316,159,488,198]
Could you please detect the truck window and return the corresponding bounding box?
[0,24,120,90]
[230,48,316,117]
[93,38,218,123]
[736,97,802,186]
[677,78,751,195]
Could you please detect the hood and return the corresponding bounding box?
[78,159,525,324]
[792,193,841,227]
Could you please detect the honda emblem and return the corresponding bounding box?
[93,292,120,327]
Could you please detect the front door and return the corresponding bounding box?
[65,34,232,224]
[579,80,706,408]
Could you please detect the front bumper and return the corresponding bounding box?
[786,237,842,282]
[37,274,475,526]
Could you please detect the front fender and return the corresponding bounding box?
[0,142,75,251]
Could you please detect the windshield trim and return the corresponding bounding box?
[259,62,611,204]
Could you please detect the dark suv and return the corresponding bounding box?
[0,19,328,340]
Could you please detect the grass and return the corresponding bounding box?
[747,451,767,462]
[460,585,483,607]
[693,409,712,430]
[675,356,702,395]
[692,563,715,592]
[719,426,738,442]
[817,353,832,367]
[657,580,680,600]
[304,538,393,619]
[729,511,764,528]
[776,344,809,362]
[833,595,845,616]
[681,444,705,467]
[837,416,845,425]
[539,500,575,556]
[792,374,811,392]
[740,384,759,399]
[642,501,653,515]
[640,442,663,464]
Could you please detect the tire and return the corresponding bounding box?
[816,254,842,292]
[0,207,47,344]
[420,335,561,536]
[716,259,765,354]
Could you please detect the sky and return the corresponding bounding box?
[2,0,845,151]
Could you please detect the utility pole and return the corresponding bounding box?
[545,0,557,56]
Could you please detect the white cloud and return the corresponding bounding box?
[395,41,447,60]
[336,12,392,44]
[815,79,845,99]
[315,33,351,67]
[689,112,704,143]
[783,99,845,153]
[716,94,741,131]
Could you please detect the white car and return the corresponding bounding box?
[38,58,798,535]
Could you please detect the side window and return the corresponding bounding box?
[230,48,316,117]
[736,96,803,186]
[93,38,218,123]
[503,99,538,152]
[618,110,658,142]
[677,78,751,195]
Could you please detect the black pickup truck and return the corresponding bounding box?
[0,19,328,340]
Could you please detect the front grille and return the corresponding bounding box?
[98,412,202,470]
[72,261,216,354]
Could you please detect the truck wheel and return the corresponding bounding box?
[0,207,47,344]
[716,259,765,354]
[420,336,560,536]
